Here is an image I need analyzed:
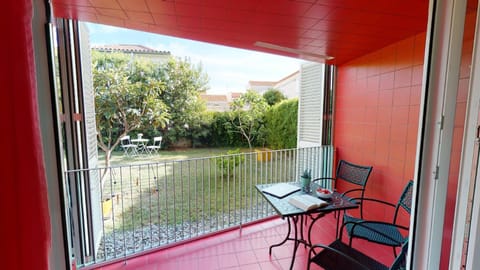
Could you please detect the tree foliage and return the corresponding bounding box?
[229,90,269,149]
[265,99,298,149]
[263,88,286,106]
[206,112,246,147]
[93,51,168,169]
[155,57,209,147]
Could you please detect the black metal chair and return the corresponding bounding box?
[312,160,373,236]
[308,238,408,270]
[313,160,373,217]
[342,180,413,256]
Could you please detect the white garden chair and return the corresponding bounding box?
[146,136,162,154]
[120,135,138,156]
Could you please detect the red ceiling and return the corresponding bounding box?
[52,0,431,65]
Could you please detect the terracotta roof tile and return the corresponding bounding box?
[200,94,228,102]
[230,92,242,99]
[92,44,170,55]
[248,81,276,86]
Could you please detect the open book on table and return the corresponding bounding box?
[288,194,328,211]
[262,183,300,198]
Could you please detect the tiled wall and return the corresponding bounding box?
[334,32,425,207]
[334,12,475,267]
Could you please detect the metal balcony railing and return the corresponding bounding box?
[66,146,334,268]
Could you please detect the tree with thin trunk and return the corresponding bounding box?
[228,90,269,149]
[93,51,168,180]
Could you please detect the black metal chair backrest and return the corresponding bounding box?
[336,160,373,187]
[393,180,414,224]
[334,160,373,217]
[335,160,373,219]
[311,159,373,230]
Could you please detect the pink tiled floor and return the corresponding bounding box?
[96,215,393,270]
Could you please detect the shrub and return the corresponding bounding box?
[216,148,245,177]
[265,99,298,149]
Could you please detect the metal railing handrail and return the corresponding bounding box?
[68,147,305,172]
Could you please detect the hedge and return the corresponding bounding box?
[265,99,298,149]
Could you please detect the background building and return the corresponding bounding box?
[199,94,229,112]
[248,70,300,98]
[247,80,275,95]
[200,92,242,111]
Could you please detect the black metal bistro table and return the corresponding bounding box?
[256,182,358,270]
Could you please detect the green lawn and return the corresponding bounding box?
[98,147,239,167]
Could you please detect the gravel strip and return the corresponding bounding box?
[95,206,275,260]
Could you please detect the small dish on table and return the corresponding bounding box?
[316,188,333,199]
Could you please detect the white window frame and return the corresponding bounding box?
[450,3,480,269]
[412,0,468,269]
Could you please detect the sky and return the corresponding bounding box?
[86,23,303,94]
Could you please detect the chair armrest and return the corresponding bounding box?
[312,177,335,183]
[345,220,409,243]
[349,197,397,208]
[309,242,371,270]
[341,188,365,198]
[351,220,409,231]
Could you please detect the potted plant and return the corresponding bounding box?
[300,168,312,192]
[255,147,272,162]
[102,197,113,220]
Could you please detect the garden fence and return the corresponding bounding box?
[65,145,334,268]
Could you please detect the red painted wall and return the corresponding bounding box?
[334,32,425,211]
[2,0,51,269]
[334,11,475,267]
